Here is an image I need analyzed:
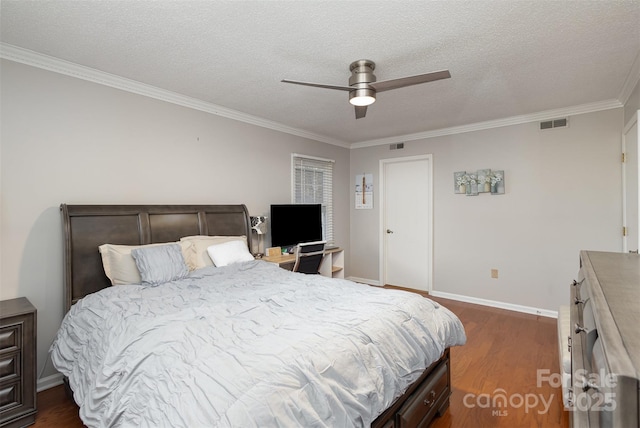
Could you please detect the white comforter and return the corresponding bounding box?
[51,260,466,428]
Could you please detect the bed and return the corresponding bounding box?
[51,204,466,428]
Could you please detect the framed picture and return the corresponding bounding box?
[477,169,492,193]
[355,173,373,209]
[454,171,467,194]
[454,169,505,195]
[490,170,505,194]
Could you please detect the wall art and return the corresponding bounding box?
[454,169,504,195]
[355,173,374,209]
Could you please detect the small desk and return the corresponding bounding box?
[262,247,344,278]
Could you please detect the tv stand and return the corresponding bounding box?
[263,247,344,278]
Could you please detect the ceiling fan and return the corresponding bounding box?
[281,59,450,119]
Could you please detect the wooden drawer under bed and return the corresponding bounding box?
[373,349,451,428]
[397,359,449,428]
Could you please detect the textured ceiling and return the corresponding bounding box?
[1,1,639,147]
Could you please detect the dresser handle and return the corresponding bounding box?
[424,390,436,407]
[571,279,584,287]
[574,297,585,305]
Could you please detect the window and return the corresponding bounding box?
[292,154,334,244]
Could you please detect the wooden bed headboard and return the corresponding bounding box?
[60,204,252,312]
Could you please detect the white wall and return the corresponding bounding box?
[350,109,623,312]
[0,59,350,383]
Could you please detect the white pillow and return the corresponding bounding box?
[206,240,254,267]
[180,235,248,269]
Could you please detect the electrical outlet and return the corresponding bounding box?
[491,269,499,279]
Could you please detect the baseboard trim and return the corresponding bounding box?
[37,373,64,392]
[347,276,381,286]
[348,277,558,318]
[430,290,558,318]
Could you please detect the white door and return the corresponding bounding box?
[380,155,432,291]
[623,113,639,253]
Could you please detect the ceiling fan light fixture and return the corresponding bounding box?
[282,59,450,119]
[349,88,376,106]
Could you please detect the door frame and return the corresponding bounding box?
[622,110,639,252]
[379,154,434,292]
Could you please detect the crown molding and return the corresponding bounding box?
[619,49,640,106]
[0,43,350,149]
[1,43,627,151]
[350,99,623,149]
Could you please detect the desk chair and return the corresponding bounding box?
[293,241,326,274]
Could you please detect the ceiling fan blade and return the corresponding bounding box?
[370,70,451,92]
[281,79,353,91]
[355,105,367,119]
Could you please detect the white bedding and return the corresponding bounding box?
[50,260,466,428]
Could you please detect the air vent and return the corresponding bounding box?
[389,143,405,150]
[540,118,568,130]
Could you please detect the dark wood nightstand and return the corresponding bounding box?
[0,297,37,427]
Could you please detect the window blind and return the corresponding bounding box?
[291,154,334,244]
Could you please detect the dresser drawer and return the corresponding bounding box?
[397,360,449,428]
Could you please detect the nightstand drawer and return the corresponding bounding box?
[0,297,37,427]
[0,351,20,383]
[0,381,20,413]
[0,327,19,354]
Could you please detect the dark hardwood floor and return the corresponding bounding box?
[428,295,569,428]
[34,292,569,428]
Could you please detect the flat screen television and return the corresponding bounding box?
[270,204,323,250]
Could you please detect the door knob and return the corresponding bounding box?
[386,229,394,234]
[575,323,588,334]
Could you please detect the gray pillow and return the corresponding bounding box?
[131,243,190,286]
